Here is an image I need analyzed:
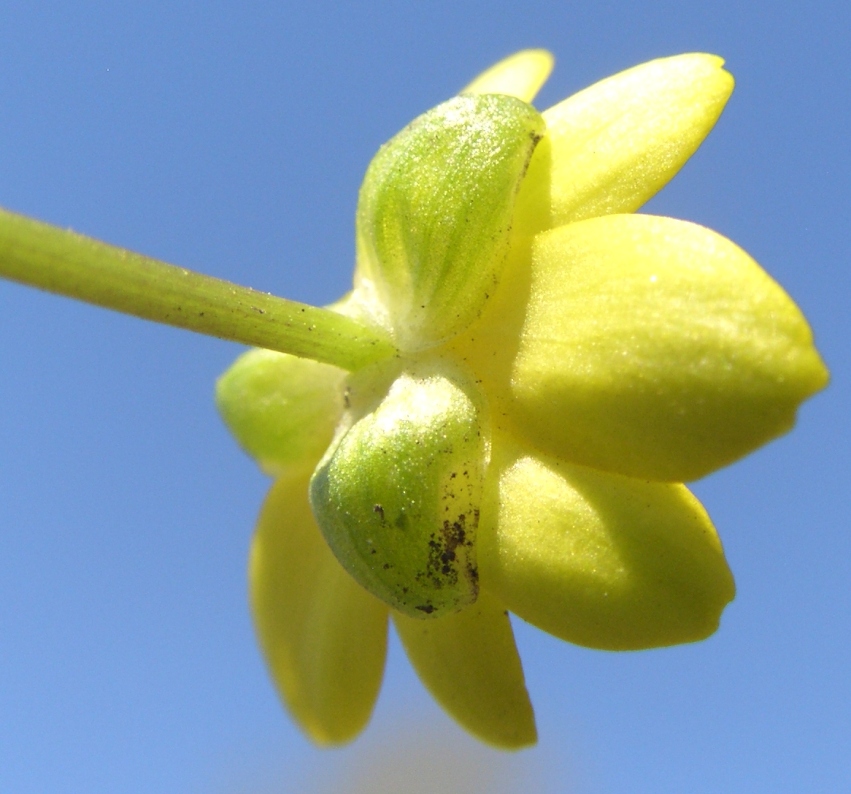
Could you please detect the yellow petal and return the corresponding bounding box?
[250,472,389,745]
[461,49,554,103]
[493,214,828,481]
[215,348,346,476]
[479,438,735,651]
[542,53,734,226]
[393,588,536,748]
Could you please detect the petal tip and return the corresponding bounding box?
[659,52,735,100]
[393,591,538,749]
[493,713,538,751]
[462,49,555,102]
[811,353,831,394]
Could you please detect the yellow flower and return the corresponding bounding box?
[216,50,827,748]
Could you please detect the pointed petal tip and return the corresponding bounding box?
[462,49,555,103]
[480,443,738,651]
[501,214,827,482]
[489,715,538,751]
[669,52,735,98]
[393,590,538,749]
[300,719,365,747]
[538,52,736,226]
[700,51,734,91]
[812,352,831,393]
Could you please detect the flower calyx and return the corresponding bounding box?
[355,93,545,351]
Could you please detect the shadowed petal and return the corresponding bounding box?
[462,49,555,102]
[479,438,735,650]
[250,472,389,744]
[393,587,536,748]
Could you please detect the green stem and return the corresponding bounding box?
[0,207,397,371]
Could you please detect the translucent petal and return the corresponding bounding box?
[356,94,544,351]
[393,588,536,748]
[479,439,735,650]
[250,472,389,745]
[468,214,827,482]
[311,365,486,618]
[461,49,555,102]
[215,348,346,476]
[542,53,734,226]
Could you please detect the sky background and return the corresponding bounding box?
[0,2,848,792]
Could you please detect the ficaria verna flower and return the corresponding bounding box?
[215,50,828,748]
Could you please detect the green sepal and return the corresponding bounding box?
[356,94,544,351]
[310,364,487,618]
[215,348,346,476]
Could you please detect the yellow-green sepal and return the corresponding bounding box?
[355,94,544,351]
[479,437,735,650]
[310,366,487,618]
[215,348,346,476]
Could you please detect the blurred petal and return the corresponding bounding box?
[215,349,346,476]
[250,472,389,745]
[479,439,735,650]
[505,214,828,481]
[462,49,554,102]
[393,588,536,748]
[542,53,734,226]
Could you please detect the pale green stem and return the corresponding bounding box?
[0,207,397,371]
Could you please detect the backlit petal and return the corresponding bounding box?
[541,53,734,226]
[393,588,536,748]
[479,438,735,650]
[462,49,555,102]
[250,473,389,745]
[216,349,345,476]
[473,214,827,481]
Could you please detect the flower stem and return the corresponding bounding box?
[0,207,397,371]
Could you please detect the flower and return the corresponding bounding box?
[216,50,828,748]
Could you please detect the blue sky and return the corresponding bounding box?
[0,2,848,792]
